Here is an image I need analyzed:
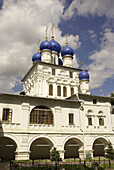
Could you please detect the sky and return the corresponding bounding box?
[0,0,114,96]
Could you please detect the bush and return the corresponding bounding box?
[105,141,114,160]
[86,152,92,161]
[50,147,62,162]
[12,162,19,167]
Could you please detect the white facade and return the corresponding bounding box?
[0,48,114,161]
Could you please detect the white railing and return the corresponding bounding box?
[1,122,21,129]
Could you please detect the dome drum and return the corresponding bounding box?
[62,55,73,59]
[40,49,52,53]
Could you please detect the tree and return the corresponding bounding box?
[110,93,114,97]
[50,147,62,163]
[105,141,114,160]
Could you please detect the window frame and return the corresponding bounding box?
[70,72,73,78]
[2,108,12,122]
[52,69,55,75]
[69,113,74,125]
[30,106,54,125]
[88,117,92,126]
[93,99,97,104]
[71,87,74,96]
[63,86,67,97]
[49,84,53,96]
[99,118,104,126]
[57,85,61,96]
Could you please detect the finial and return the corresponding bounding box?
[82,61,84,69]
[38,40,40,51]
[65,33,68,45]
[51,24,55,39]
[45,26,48,40]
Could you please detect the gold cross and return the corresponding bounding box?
[38,40,40,51]
[51,24,55,37]
[45,26,48,39]
[82,61,84,69]
[66,33,68,45]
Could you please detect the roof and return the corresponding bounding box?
[78,93,113,102]
[0,93,81,105]
[21,61,87,82]
[67,93,113,102]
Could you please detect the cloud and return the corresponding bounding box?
[73,54,79,68]
[88,29,114,89]
[63,0,114,19]
[0,0,80,93]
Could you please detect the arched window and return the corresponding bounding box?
[87,110,93,115]
[30,106,53,124]
[57,86,61,96]
[71,87,74,96]
[63,86,67,97]
[2,108,12,122]
[99,118,104,126]
[98,111,103,114]
[49,84,53,96]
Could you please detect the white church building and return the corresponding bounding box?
[0,31,114,161]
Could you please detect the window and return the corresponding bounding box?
[71,87,74,96]
[30,106,53,124]
[63,86,67,97]
[2,108,12,122]
[88,117,92,125]
[93,99,97,104]
[57,86,61,96]
[70,72,73,78]
[99,118,104,126]
[87,110,93,115]
[49,84,53,96]
[69,113,74,125]
[52,69,55,75]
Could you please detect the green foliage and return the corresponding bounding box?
[86,152,92,161]
[111,93,114,97]
[105,141,114,160]
[50,147,62,162]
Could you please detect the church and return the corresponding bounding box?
[0,27,114,161]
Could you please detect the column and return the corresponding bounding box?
[57,150,65,160]
[15,151,30,160]
[21,103,30,129]
[54,106,62,130]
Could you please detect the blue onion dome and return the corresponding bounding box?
[40,39,52,51]
[50,37,61,53]
[61,45,74,57]
[59,58,63,65]
[79,69,89,81]
[32,51,41,62]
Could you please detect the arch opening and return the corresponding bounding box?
[64,138,83,159]
[0,137,17,160]
[30,137,54,160]
[93,138,108,157]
